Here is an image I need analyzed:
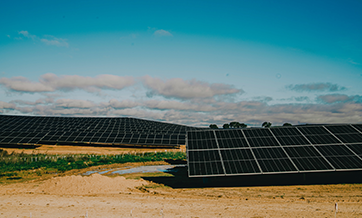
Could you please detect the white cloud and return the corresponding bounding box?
[18,30,29,37]
[0,101,16,109]
[0,74,135,93]
[349,59,360,65]
[286,83,347,92]
[144,100,215,111]
[154,29,173,37]
[41,73,135,91]
[6,35,10,38]
[3,95,362,127]
[0,76,55,92]
[18,30,36,39]
[142,76,243,99]
[15,31,69,47]
[40,37,69,47]
[55,99,96,108]
[108,99,140,109]
[10,100,38,105]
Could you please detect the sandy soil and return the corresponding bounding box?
[1,169,362,217]
[1,146,361,217]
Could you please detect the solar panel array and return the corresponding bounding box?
[0,115,203,147]
[187,124,362,177]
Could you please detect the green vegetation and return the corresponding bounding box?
[0,149,186,174]
[222,123,230,129]
[283,123,292,126]
[262,121,272,128]
[217,122,247,129]
[229,122,247,128]
[209,124,219,129]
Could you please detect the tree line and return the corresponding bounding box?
[209,122,293,129]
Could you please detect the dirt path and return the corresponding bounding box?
[1,147,361,217]
[1,165,361,217]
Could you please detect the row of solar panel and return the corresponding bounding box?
[188,125,362,140]
[188,144,362,176]
[0,116,198,129]
[0,132,186,145]
[0,128,191,135]
[187,126,362,150]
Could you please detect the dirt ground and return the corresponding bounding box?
[1,146,362,217]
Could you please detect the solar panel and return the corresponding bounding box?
[220,149,260,174]
[252,147,297,172]
[187,124,362,177]
[283,146,334,171]
[346,144,362,157]
[0,115,205,147]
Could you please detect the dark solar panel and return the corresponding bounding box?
[352,124,362,132]
[252,147,297,172]
[346,144,362,157]
[188,149,224,176]
[333,133,362,143]
[220,149,260,174]
[187,124,362,177]
[275,135,309,146]
[247,137,279,147]
[297,126,329,135]
[303,135,341,145]
[243,128,273,137]
[314,145,362,169]
[325,125,359,134]
[0,115,204,147]
[271,127,301,136]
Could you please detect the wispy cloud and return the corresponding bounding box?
[15,30,69,47]
[142,76,243,99]
[0,74,135,93]
[286,82,347,92]
[55,99,96,108]
[0,101,16,109]
[41,36,68,47]
[317,94,362,104]
[108,99,140,109]
[294,96,310,102]
[5,97,362,126]
[2,74,362,126]
[18,30,36,39]
[0,76,55,92]
[349,59,360,65]
[154,29,173,37]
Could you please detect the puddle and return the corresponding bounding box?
[83,165,185,176]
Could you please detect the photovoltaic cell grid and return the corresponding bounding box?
[0,115,203,147]
[187,124,362,177]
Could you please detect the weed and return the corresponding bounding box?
[0,150,186,175]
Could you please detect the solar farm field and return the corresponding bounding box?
[1,116,362,217]
[0,143,361,217]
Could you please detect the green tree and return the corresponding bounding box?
[223,123,230,129]
[283,123,292,126]
[240,123,247,128]
[229,122,240,128]
[262,121,272,128]
[209,124,219,129]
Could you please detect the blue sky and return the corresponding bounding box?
[1,0,362,127]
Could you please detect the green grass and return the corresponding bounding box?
[0,149,186,174]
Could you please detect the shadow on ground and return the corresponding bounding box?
[142,166,362,188]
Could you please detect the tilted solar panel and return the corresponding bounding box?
[187,124,362,177]
[0,115,205,147]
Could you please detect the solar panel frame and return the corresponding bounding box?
[187,124,362,177]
